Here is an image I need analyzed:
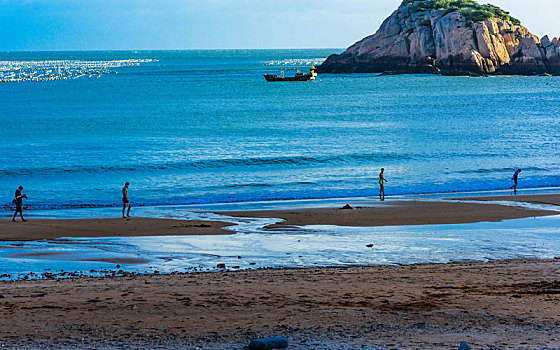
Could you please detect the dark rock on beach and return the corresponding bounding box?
[318,0,560,76]
[249,336,289,350]
[86,298,103,303]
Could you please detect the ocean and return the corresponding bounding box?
[1,49,560,212]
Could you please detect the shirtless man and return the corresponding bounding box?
[510,169,522,195]
[379,168,387,201]
[122,182,131,218]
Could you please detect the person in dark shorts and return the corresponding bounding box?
[122,182,131,218]
[510,169,522,195]
[12,186,28,222]
[379,168,387,201]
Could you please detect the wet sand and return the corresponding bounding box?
[220,199,557,228]
[0,259,559,349]
[0,217,235,241]
[456,193,560,206]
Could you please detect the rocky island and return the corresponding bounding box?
[318,0,560,76]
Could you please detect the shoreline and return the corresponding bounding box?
[0,258,559,349]
[1,193,559,241]
[453,193,560,206]
[3,187,560,215]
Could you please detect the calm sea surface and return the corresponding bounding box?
[1,49,559,211]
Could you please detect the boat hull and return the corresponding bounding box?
[264,73,316,82]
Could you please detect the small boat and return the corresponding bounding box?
[264,66,317,82]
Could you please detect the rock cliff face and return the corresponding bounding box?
[318,1,560,75]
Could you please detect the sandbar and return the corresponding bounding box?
[2,195,559,241]
[221,198,558,228]
[0,217,235,241]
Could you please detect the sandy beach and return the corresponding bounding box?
[1,194,559,348]
[0,259,559,349]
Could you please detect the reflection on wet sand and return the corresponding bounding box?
[2,212,560,280]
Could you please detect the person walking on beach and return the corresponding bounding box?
[379,168,387,201]
[12,186,28,222]
[510,169,522,195]
[122,182,131,218]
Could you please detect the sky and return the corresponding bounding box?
[0,0,558,51]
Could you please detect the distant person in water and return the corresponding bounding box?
[510,169,522,195]
[122,182,131,218]
[379,168,387,201]
[12,186,28,222]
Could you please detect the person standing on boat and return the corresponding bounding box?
[12,186,27,222]
[122,182,131,218]
[510,169,522,195]
[379,168,387,201]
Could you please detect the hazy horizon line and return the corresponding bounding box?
[0,48,345,54]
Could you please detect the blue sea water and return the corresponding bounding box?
[1,49,560,211]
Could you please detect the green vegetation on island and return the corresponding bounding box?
[400,0,521,25]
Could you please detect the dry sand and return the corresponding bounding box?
[0,217,234,241]
[220,199,557,228]
[0,259,559,349]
